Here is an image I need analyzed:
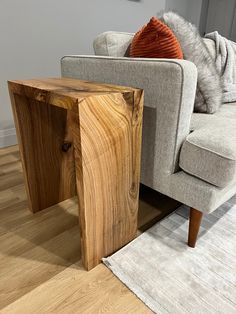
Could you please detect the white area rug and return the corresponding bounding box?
[103,195,236,314]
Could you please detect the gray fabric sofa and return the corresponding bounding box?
[61,31,236,247]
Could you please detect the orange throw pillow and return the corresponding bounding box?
[130,17,183,59]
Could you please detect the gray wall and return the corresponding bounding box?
[165,0,203,27]
[199,0,209,35]
[205,0,236,41]
[0,0,203,147]
[231,7,236,41]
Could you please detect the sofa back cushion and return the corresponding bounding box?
[93,31,133,57]
[93,31,215,59]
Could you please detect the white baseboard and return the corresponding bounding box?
[0,127,17,148]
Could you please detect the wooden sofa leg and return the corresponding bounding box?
[188,208,203,248]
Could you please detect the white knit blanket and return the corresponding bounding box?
[205,31,236,103]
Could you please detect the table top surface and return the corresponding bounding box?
[8,77,141,112]
[8,77,139,99]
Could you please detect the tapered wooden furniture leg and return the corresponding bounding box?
[9,93,76,212]
[188,208,203,248]
[72,92,144,270]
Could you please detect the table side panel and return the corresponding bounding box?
[9,90,77,212]
[72,91,144,270]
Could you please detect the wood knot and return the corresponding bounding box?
[61,141,72,152]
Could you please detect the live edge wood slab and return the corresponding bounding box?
[8,77,144,270]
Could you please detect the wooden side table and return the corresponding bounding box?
[8,78,144,270]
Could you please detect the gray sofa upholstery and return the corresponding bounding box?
[61,31,236,247]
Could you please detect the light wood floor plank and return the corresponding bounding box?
[0,149,20,166]
[0,183,26,210]
[0,227,81,309]
[0,160,22,175]
[0,145,19,156]
[0,171,24,191]
[2,262,152,314]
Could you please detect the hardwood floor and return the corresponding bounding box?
[0,145,179,313]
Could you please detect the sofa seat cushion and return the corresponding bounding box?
[180,123,236,188]
[191,102,236,131]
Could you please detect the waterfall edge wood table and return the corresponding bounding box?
[8,77,144,270]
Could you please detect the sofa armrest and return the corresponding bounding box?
[61,55,197,191]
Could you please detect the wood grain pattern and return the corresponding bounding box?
[8,77,138,112]
[2,262,152,314]
[9,94,76,212]
[72,91,143,269]
[8,78,144,270]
